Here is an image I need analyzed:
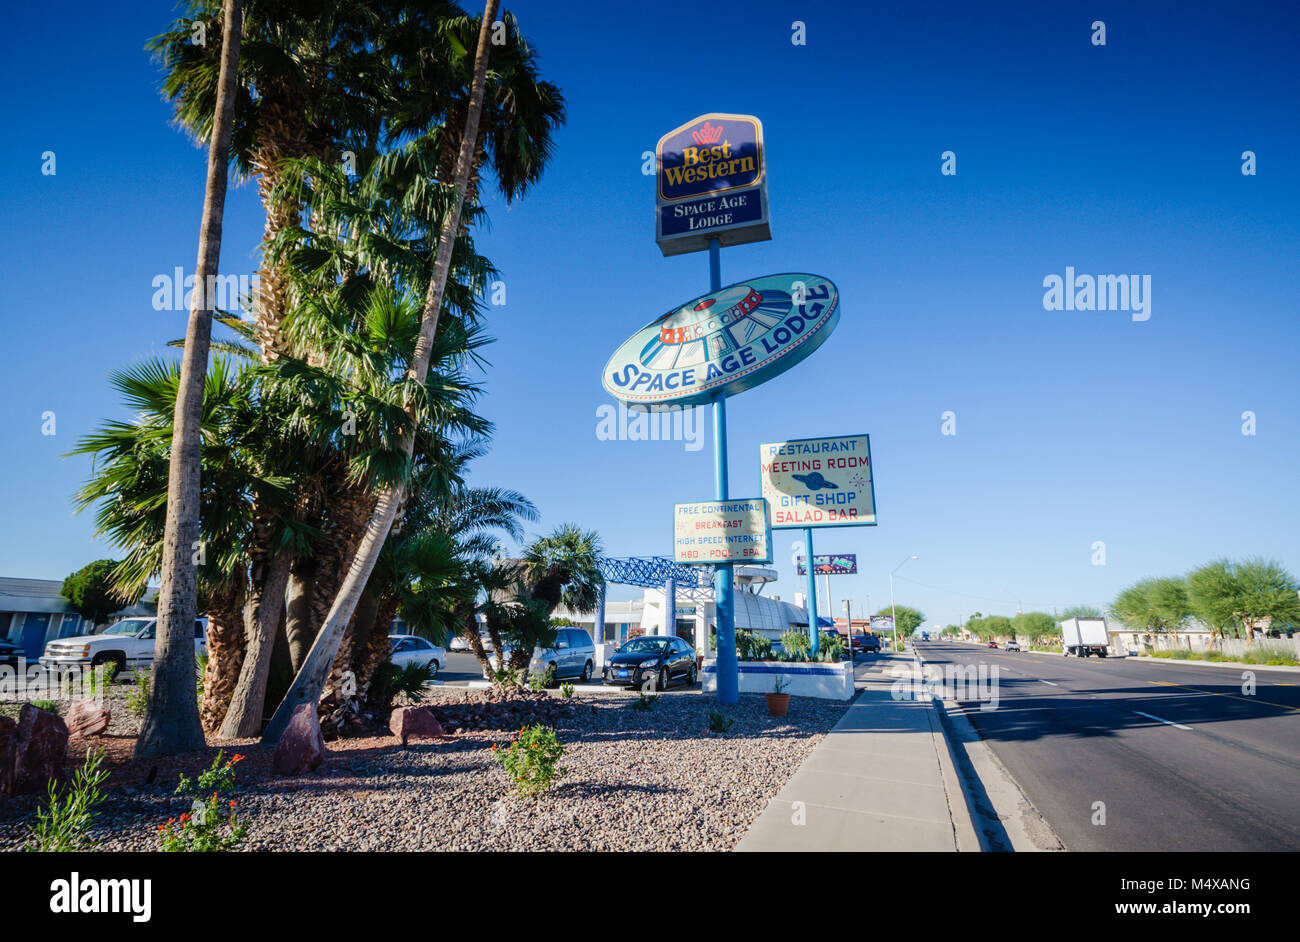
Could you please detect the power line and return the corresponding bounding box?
[889,573,1094,612]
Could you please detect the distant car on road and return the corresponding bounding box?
[603,635,697,689]
[987,640,998,648]
[449,632,493,652]
[388,634,445,677]
[1004,640,1021,652]
[40,616,207,674]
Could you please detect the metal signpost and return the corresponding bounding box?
[761,435,877,655]
[602,114,841,703]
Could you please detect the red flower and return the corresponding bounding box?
[229,800,237,808]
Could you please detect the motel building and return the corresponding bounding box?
[555,566,829,658]
[0,576,157,660]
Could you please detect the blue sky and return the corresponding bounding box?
[1,0,1297,629]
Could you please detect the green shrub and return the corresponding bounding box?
[707,709,734,733]
[195,653,208,699]
[632,693,658,710]
[780,629,811,661]
[127,670,149,717]
[26,749,109,852]
[494,724,565,797]
[85,662,117,698]
[527,664,557,691]
[159,751,248,852]
[560,682,575,698]
[29,699,59,714]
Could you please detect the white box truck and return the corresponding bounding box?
[1060,616,1110,658]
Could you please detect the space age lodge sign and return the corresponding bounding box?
[760,434,877,528]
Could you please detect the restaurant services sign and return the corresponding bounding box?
[656,113,771,256]
[760,434,877,529]
[603,273,839,409]
[673,498,772,564]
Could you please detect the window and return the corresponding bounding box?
[554,633,569,649]
[411,637,431,650]
[195,621,206,639]
[569,629,590,647]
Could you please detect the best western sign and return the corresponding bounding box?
[656,113,771,256]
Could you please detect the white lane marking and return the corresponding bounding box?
[1132,710,1193,731]
[1040,680,1059,687]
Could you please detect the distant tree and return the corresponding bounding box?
[1012,612,1057,643]
[1061,604,1102,619]
[61,560,140,628]
[876,605,924,638]
[1112,578,1192,642]
[1188,558,1300,645]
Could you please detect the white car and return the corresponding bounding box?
[1004,640,1021,652]
[388,634,444,676]
[449,632,493,652]
[40,616,208,673]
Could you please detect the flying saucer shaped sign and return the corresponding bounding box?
[603,273,839,408]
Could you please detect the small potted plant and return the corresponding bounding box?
[766,676,791,716]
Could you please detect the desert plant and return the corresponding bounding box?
[29,699,59,714]
[632,692,658,710]
[26,749,109,852]
[366,661,434,711]
[774,676,790,694]
[560,682,575,698]
[195,653,208,700]
[493,724,565,797]
[159,751,248,852]
[83,662,117,698]
[707,709,734,733]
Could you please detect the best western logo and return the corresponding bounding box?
[658,114,763,202]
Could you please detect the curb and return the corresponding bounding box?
[911,650,1064,852]
[1126,654,1300,674]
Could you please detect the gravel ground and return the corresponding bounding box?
[0,687,849,851]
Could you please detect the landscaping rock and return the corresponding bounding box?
[389,706,447,747]
[1,704,68,796]
[65,700,111,739]
[271,703,326,776]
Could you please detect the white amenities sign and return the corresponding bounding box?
[673,498,772,564]
[759,434,877,528]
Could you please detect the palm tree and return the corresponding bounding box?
[137,0,244,758]
[263,0,501,745]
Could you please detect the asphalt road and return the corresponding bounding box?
[914,641,1300,851]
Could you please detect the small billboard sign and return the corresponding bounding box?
[796,554,858,576]
[673,498,772,564]
[760,434,877,529]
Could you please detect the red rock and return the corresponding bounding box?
[1,704,68,796]
[389,706,447,747]
[272,702,326,776]
[65,700,111,738]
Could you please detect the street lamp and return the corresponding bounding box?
[890,555,919,651]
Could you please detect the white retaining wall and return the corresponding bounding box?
[701,659,855,700]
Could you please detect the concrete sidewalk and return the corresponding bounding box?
[736,652,979,852]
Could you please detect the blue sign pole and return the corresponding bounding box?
[664,576,676,638]
[593,582,606,645]
[710,237,738,704]
[804,527,819,655]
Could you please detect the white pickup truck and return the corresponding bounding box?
[39,616,208,673]
[1060,616,1110,658]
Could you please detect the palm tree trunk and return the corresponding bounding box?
[200,570,246,735]
[220,548,292,738]
[285,558,317,671]
[262,0,500,746]
[137,0,243,758]
[352,595,400,707]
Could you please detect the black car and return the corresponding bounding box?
[603,636,697,689]
[858,635,882,654]
[0,636,21,666]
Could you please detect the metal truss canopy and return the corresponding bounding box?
[599,556,713,589]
